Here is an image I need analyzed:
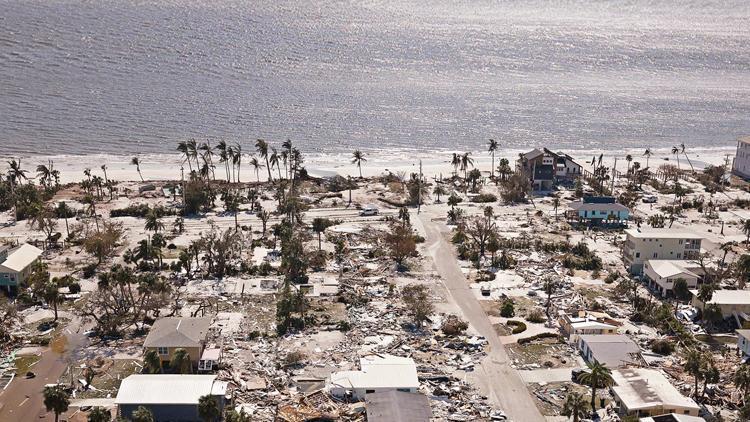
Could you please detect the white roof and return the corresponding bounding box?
[0,243,43,272]
[329,354,418,390]
[611,368,699,412]
[645,260,701,278]
[625,228,702,240]
[690,289,750,305]
[640,415,705,422]
[570,320,617,330]
[115,375,227,405]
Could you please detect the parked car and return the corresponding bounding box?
[642,195,658,203]
[359,205,379,216]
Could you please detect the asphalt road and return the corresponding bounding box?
[418,213,545,422]
[0,319,87,421]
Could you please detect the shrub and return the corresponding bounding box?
[651,339,675,356]
[507,320,527,334]
[525,309,545,323]
[500,299,515,318]
[517,332,561,345]
[282,350,307,367]
[441,315,469,336]
[471,193,497,203]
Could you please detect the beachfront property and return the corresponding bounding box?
[326,354,419,400]
[732,137,750,179]
[690,289,750,319]
[643,260,704,297]
[611,368,700,418]
[622,228,703,275]
[567,196,630,226]
[143,317,212,368]
[560,311,619,340]
[736,329,750,357]
[516,148,582,191]
[576,334,645,368]
[0,243,43,290]
[115,374,227,421]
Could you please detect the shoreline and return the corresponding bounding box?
[0,145,736,184]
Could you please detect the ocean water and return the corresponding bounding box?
[1,0,749,156]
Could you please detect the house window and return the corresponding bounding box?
[397,388,410,392]
[653,253,657,258]
[157,347,168,355]
[677,253,681,259]
[635,252,640,258]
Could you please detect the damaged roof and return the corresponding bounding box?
[366,390,432,422]
[144,317,211,348]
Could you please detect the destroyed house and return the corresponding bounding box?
[611,368,699,417]
[577,335,644,368]
[326,354,419,400]
[144,317,211,367]
[0,243,43,289]
[115,374,227,421]
[690,289,750,318]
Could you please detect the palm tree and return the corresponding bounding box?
[683,348,704,399]
[199,142,216,180]
[497,158,512,182]
[562,392,588,422]
[216,140,229,181]
[643,148,652,169]
[681,143,695,173]
[131,406,155,422]
[697,283,715,311]
[576,361,613,413]
[198,395,221,422]
[187,138,199,169]
[433,184,447,202]
[451,153,461,177]
[256,139,272,182]
[488,139,498,179]
[743,219,750,244]
[672,145,681,170]
[258,209,270,238]
[178,141,193,173]
[100,164,109,184]
[311,218,332,250]
[170,348,192,374]
[352,150,367,178]
[232,143,243,182]
[7,159,29,184]
[87,406,112,422]
[625,154,633,179]
[144,209,164,234]
[269,147,281,180]
[144,349,162,374]
[43,384,70,422]
[37,164,52,188]
[58,201,72,238]
[720,241,738,267]
[735,364,750,403]
[131,157,144,181]
[249,156,264,183]
[460,152,474,192]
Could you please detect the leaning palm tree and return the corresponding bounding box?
[170,348,192,374]
[7,159,29,184]
[186,138,199,169]
[561,392,588,422]
[199,141,215,180]
[576,361,613,414]
[488,139,498,179]
[249,156,264,183]
[36,164,52,188]
[131,157,144,181]
[672,145,681,170]
[680,143,695,173]
[643,148,652,169]
[352,150,366,178]
[256,139,272,182]
[177,141,193,173]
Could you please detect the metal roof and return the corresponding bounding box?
[115,375,226,405]
[366,391,431,422]
[0,243,42,273]
[611,368,698,413]
[625,228,702,239]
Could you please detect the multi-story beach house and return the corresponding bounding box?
[567,196,629,226]
[517,148,582,191]
[732,136,750,179]
[622,228,702,275]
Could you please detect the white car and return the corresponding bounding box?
[359,205,379,216]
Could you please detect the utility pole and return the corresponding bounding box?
[610,157,617,194]
[180,165,185,207]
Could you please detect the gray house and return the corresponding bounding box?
[116,374,227,421]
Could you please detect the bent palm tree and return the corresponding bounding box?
[681,143,695,173]
[249,156,264,183]
[131,157,144,181]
